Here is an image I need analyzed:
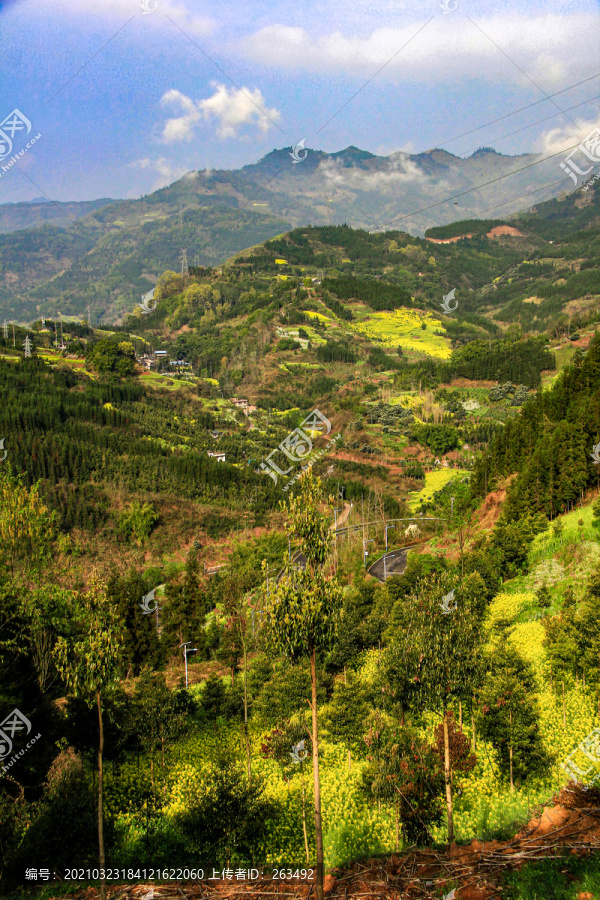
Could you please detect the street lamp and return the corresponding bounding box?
[363,538,373,567]
[334,506,342,536]
[179,641,198,689]
[385,524,396,552]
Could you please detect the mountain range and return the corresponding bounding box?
[0,143,579,324]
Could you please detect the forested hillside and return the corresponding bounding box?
[1,154,598,329]
[3,188,600,900]
[473,334,600,518]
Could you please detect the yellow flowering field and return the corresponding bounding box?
[304,310,333,325]
[352,309,452,359]
[408,468,470,509]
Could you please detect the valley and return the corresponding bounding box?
[2,174,600,900]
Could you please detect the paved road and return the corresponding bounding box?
[285,544,412,583]
[334,502,352,530]
[367,548,410,583]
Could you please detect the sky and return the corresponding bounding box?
[0,0,598,203]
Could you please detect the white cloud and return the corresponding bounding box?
[30,0,215,36]
[240,14,598,87]
[318,152,426,191]
[129,155,190,188]
[536,117,600,156]
[159,83,282,141]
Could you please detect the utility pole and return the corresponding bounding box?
[12,321,15,347]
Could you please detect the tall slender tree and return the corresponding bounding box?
[384,571,485,842]
[262,471,343,900]
[54,571,123,900]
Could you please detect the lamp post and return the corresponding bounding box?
[363,538,373,568]
[385,524,396,552]
[179,641,198,689]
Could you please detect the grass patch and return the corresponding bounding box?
[502,853,600,899]
[139,372,195,392]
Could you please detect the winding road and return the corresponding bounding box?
[277,506,429,584]
[367,547,410,582]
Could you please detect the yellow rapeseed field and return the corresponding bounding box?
[352,309,451,359]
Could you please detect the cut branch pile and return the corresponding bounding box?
[48,787,600,900]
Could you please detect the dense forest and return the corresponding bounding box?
[473,335,600,518]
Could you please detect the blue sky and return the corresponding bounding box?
[0,0,598,202]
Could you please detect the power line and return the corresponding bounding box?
[378,138,587,230]
[464,14,583,133]
[436,72,600,149]
[458,93,600,161]
[314,15,435,137]
[472,176,572,217]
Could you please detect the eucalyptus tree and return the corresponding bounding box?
[384,570,485,842]
[262,470,343,900]
[54,572,123,900]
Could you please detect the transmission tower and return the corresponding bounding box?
[2,320,7,341]
[180,249,189,277]
[23,335,32,358]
